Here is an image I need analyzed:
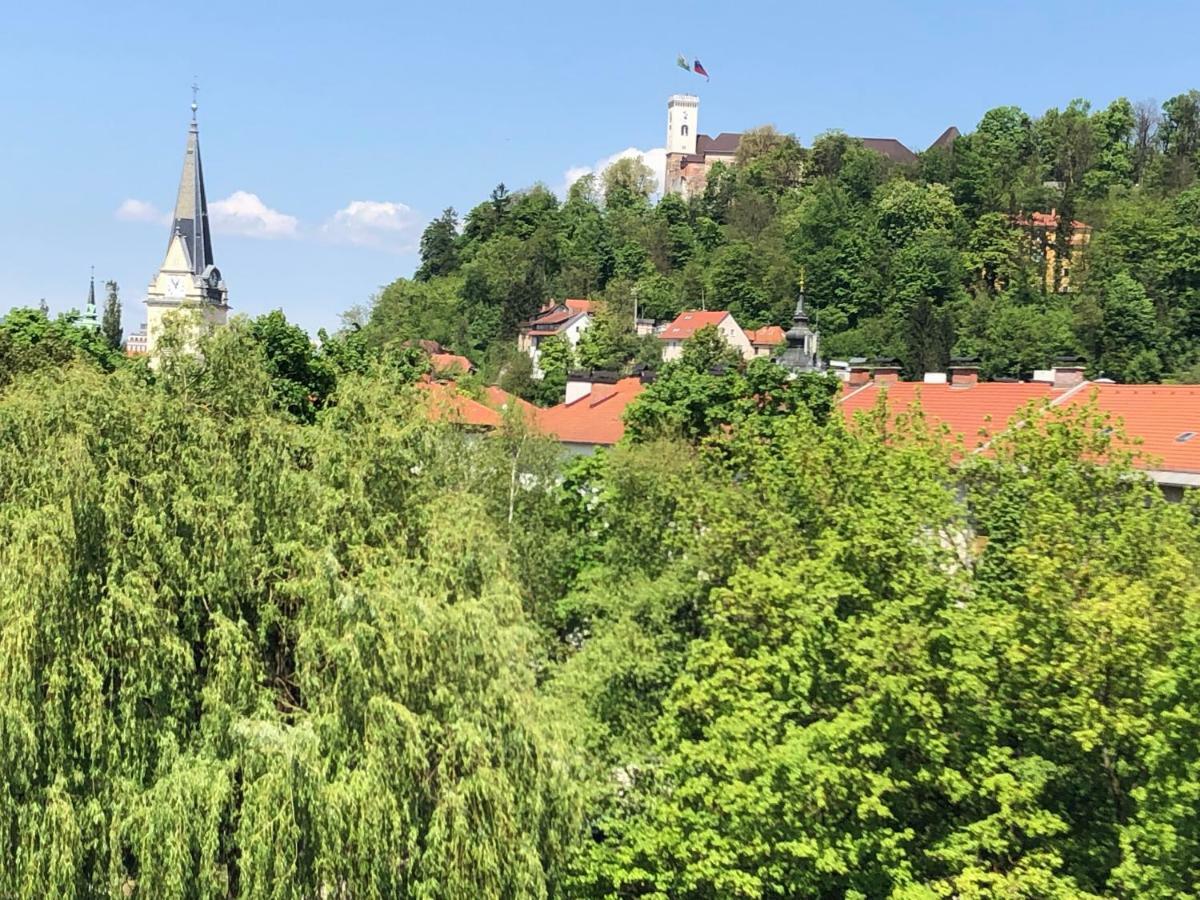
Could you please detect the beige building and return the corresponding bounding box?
[658,310,754,362]
[144,102,229,358]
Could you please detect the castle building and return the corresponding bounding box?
[664,94,742,198]
[143,99,228,357]
[663,95,958,197]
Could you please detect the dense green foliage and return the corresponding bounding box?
[358,91,1200,384]
[0,321,579,898]
[4,307,1200,897]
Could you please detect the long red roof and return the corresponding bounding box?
[838,380,1200,474]
[537,377,646,446]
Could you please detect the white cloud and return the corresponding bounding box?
[561,146,667,198]
[321,200,421,252]
[209,191,299,239]
[115,198,169,224]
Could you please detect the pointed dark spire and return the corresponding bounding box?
[777,283,820,373]
[169,92,214,276]
[80,268,100,331]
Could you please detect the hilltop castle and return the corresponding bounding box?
[663,93,959,197]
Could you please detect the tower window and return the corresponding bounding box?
[681,124,689,136]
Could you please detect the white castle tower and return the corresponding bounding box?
[144,94,229,357]
[666,94,699,156]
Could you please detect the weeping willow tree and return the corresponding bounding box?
[0,321,580,898]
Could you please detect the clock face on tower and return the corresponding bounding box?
[166,275,185,299]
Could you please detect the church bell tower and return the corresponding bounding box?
[144,91,229,357]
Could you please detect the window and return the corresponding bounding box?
[1177,431,1197,443]
[681,124,689,136]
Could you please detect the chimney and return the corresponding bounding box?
[848,364,871,386]
[949,356,980,388]
[1051,356,1086,390]
[872,365,900,385]
[564,371,593,405]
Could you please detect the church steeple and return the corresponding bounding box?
[170,87,214,275]
[143,89,229,360]
[79,268,100,331]
[777,281,820,373]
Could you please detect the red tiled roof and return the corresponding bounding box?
[746,325,785,347]
[838,379,1200,475]
[523,299,594,333]
[1060,384,1200,474]
[537,377,646,446]
[1015,211,1091,232]
[417,380,501,428]
[660,310,730,341]
[839,381,1057,451]
[482,385,539,420]
[430,352,472,374]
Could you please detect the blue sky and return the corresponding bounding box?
[2,0,1198,336]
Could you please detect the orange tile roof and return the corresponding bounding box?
[537,377,646,446]
[746,325,785,347]
[482,385,539,420]
[417,380,501,428]
[1060,384,1200,474]
[564,298,595,313]
[838,381,1057,451]
[430,352,472,374]
[1015,211,1091,231]
[660,310,730,341]
[839,379,1200,475]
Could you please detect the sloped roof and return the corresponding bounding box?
[660,310,731,341]
[430,352,472,375]
[523,299,594,333]
[170,118,214,276]
[838,381,1057,451]
[697,132,743,155]
[838,379,1200,475]
[746,325,785,347]
[1015,211,1092,232]
[859,137,918,165]
[1060,384,1200,474]
[928,126,960,152]
[482,385,539,420]
[417,380,501,428]
[537,377,646,446]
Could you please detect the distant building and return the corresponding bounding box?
[745,325,786,358]
[658,310,753,361]
[125,327,149,356]
[144,99,229,358]
[517,299,594,377]
[1015,210,1093,293]
[663,94,955,196]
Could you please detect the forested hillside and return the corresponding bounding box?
[361,90,1200,385]
[3,320,1200,897]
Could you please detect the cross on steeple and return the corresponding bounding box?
[191,79,199,122]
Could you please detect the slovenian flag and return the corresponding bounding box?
[693,59,709,81]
